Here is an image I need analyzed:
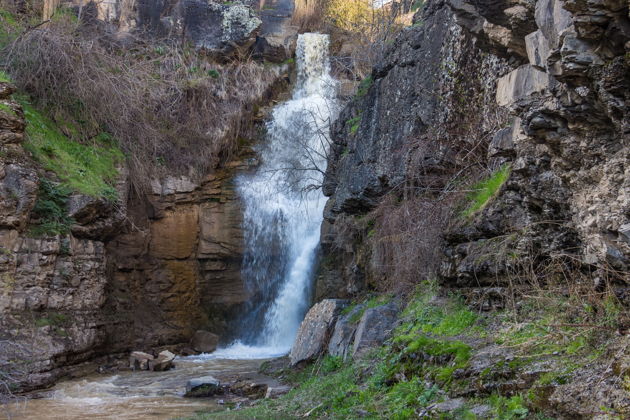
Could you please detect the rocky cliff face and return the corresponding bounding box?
[0,75,284,391]
[319,0,629,298]
[0,82,115,390]
[62,0,296,61]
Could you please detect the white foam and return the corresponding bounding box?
[186,341,289,361]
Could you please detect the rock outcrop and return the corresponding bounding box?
[289,299,347,365]
[313,0,628,416]
[62,0,297,61]
[292,300,398,363]
[319,0,629,297]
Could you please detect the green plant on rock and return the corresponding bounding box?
[356,75,373,98]
[461,164,511,217]
[30,179,74,236]
[489,394,529,419]
[347,115,361,135]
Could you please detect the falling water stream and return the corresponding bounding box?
[2,33,337,420]
[224,32,338,357]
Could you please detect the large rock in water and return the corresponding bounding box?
[129,351,154,370]
[289,299,347,365]
[148,350,176,371]
[185,376,222,397]
[352,303,398,359]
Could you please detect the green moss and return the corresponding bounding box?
[35,313,69,328]
[462,164,511,217]
[0,8,20,47]
[20,97,123,199]
[356,75,373,98]
[0,102,16,116]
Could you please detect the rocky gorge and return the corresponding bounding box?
[0,0,629,419]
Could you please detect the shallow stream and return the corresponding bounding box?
[3,355,266,420]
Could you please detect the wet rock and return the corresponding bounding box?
[352,302,398,359]
[191,330,220,353]
[185,376,221,397]
[290,299,347,365]
[229,380,268,399]
[129,351,154,370]
[148,350,175,372]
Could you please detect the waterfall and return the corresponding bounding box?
[213,33,338,359]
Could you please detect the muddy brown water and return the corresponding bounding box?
[2,357,268,420]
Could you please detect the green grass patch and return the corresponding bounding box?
[400,287,478,337]
[0,70,11,83]
[0,102,16,116]
[347,115,361,135]
[356,75,373,98]
[461,164,511,217]
[29,179,74,236]
[489,394,529,419]
[0,8,20,48]
[35,312,69,328]
[20,97,123,199]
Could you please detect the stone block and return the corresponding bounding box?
[496,65,553,106]
[289,299,347,365]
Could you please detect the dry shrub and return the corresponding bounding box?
[1,18,282,190]
[294,0,414,78]
[370,194,454,294]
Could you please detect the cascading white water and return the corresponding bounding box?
[215,33,338,359]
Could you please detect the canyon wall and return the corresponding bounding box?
[0,69,286,393]
[318,0,629,299]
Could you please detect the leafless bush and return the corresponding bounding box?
[294,0,413,79]
[1,18,282,191]
[0,337,31,413]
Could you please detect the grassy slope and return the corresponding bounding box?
[186,282,626,420]
[20,97,124,200]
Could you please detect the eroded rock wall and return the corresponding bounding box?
[0,82,115,390]
[318,0,629,298]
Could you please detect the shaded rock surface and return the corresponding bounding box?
[191,330,220,353]
[351,302,399,359]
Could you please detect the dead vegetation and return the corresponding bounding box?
[1,15,283,191]
[293,0,419,79]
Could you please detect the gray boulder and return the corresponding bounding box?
[289,299,347,365]
[191,330,219,353]
[129,351,154,370]
[352,302,398,359]
[328,304,364,360]
[185,376,221,397]
[148,350,175,372]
